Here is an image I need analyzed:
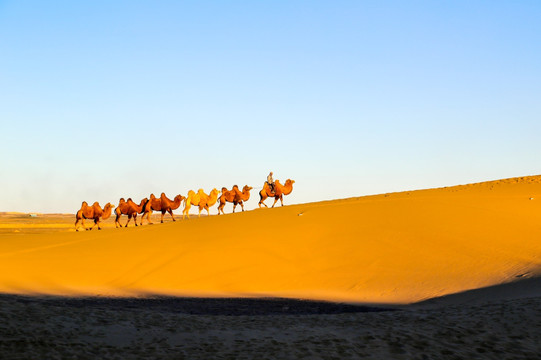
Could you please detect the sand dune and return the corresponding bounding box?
[1,175,541,304]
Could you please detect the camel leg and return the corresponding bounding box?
[125,214,132,227]
[75,218,81,231]
[161,211,165,223]
[169,209,175,221]
[134,213,138,226]
[233,202,237,213]
[280,196,284,206]
[259,193,268,208]
[82,218,89,230]
[240,202,245,212]
[88,219,97,230]
[144,210,153,225]
[183,203,191,219]
[272,197,279,208]
[115,214,121,228]
[198,206,202,217]
[205,206,210,217]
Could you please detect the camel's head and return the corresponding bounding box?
[243,185,253,191]
[210,188,219,196]
[104,202,114,210]
[285,179,295,185]
[174,194,185,202]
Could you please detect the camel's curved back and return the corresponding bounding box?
[206,188,220,207]
[101,203,114,220]
[147,194,162,211]
[187,190,202,206]
[235,185,252,202]
[115,198,130,216]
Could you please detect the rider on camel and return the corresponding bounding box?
[267,172,275,193]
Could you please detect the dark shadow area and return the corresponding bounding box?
[1,294,394,316]
[411,274,541,309]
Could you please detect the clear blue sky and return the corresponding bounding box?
[1,1,540,213]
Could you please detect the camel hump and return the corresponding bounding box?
[92,201,100,207]
[81,201,88,207]
[160,192,166,197]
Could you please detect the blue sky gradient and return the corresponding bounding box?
[1,1,540,213]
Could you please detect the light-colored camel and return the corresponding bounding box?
[258,179,295,208]
[114,197,148,228]
[75,201,114,231]
[140,193,184,224]
[183,188,219,219]
[183,190,201,220]
[218,185,253,214]
[198,188,220,216]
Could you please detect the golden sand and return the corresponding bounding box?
[1,175,541,304]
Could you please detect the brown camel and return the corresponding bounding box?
[114,197,149,228]
[258,179,295,208]
[75,201,114,231]
[218,185,253,214]
[183,188,219,219]
[217,185,238,215]
[140,193,185,224]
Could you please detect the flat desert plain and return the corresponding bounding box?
[1,176,541,359]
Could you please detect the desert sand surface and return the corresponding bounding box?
[1,175,541,303]
[1,175,541,358]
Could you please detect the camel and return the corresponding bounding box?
[258,179,295,208]
[114,197,149,228]
[140,193,184,224]
[199,188,220,216]
[75,201,114,231]
[183,188,219,219]
[218,185,253,214]
[217,185,238,215]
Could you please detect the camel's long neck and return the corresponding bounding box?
[102,207,112,220]
[241,189,251,201]
[282,182,294,195]
[171,197,182,210]
[135,200,146,213]
[208,192,219,206]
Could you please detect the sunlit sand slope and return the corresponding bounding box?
[1,176,541,304]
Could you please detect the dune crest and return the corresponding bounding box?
[1,175,541,304]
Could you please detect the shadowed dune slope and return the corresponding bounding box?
[1,175,541,304]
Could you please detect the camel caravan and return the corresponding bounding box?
[74,176,295,231]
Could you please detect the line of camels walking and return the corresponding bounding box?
[75,179,295,231]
